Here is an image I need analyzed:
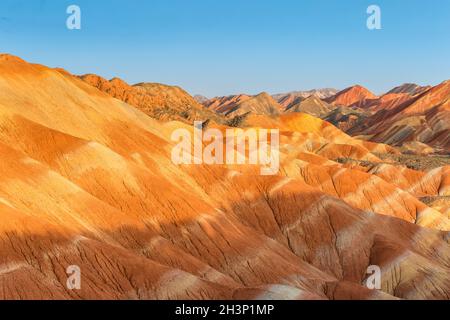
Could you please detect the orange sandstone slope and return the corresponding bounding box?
[326,85,378,108]
[0,54,449,300]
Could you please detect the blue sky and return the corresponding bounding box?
[1,0,449,97]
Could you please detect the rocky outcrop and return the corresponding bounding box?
[79,74,223,123]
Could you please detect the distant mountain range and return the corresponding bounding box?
[75,73,450,154]
[273,88,339,103]
[194,82,449,154]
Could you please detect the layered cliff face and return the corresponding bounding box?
[0,54,449,300]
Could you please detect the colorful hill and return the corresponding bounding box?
[0,54,448,300]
